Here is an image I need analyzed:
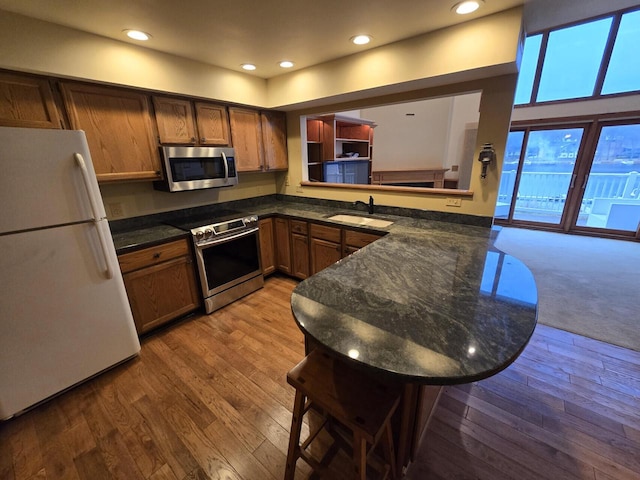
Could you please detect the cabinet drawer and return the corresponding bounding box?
[344,230,383,249]
[290,220,308,235]
[310,223,341,243]
[118,238,191,274]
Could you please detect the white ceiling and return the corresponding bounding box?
[0,0,637,79]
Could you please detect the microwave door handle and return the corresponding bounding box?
[221,151,229,181]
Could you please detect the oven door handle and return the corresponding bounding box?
[221,151,229,182]
[196,227,259,248]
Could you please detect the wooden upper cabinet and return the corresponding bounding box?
[229,106,264,172]
[195,102,230,145]
[153,96,197,144]
[0,72,61,129]
[261,110,288,171]
[61,83,161,183]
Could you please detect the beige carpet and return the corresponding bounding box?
[494,227,640,352]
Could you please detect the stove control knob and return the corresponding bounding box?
[204,228,213,238]
[194,230,205,241]
[244,215,258,226]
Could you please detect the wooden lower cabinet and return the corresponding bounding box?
[309,223,342,274]
[265,216,385,277]
[118,238,200,335]
[274,217,292,274]
[344,229,383,256]
[258,218,276,275]
[290,220,310,279]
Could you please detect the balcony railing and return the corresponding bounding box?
[497,170,640,228]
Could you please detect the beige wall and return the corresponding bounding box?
[99,173,278,220]
[267,7,523,109]
[0,10,268,106]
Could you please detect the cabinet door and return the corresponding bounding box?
[123,255,200,334]
[195,102,230,145]
[229,107,264,171]
[291,232,310,279]
[261,111,288,171]
[310,238,342,274]
[274,217,291,274]
[0,72,61,129]
[60,83,161,183]
[153,96,197,144]
[258,218,276,276]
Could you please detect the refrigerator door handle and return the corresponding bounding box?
[94,221,114,279]
[74,153,102,222]
[74,153,113,279]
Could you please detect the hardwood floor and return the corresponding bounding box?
[1,275,639,479]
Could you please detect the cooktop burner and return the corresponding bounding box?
[166,209,243,231]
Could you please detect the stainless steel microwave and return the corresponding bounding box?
[154,146,238,192]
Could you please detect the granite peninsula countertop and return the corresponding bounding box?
[111,199,538,385]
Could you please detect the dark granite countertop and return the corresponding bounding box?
[112,225,189,254]
[109,197,537,385]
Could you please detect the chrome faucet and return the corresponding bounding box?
[354,195,374,214]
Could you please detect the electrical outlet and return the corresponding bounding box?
[446,197,462,207]
[285,175,290,186]
[108,202,125,218]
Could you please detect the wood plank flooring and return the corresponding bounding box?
[1,275,639,479]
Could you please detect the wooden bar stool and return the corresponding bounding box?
[284,348,401,480]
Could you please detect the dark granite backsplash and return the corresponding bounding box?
[110,193,493,233]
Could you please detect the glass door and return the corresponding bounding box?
[574,122,640,234]
[496,127,586,226]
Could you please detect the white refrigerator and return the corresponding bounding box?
[0,126,140,420]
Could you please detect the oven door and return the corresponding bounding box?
[194,228,262,298]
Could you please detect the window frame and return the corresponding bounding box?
[515,7,639,108]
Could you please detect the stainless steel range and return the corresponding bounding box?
[168,211,263,313]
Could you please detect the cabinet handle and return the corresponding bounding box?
[191,137,196,143]
[153,252,161,259]
[201,137,206,143]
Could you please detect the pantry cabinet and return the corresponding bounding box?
[0,72,62,129]
[60,82,162,183]
[118,238,201,335]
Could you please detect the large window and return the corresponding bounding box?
[515,7,640,106]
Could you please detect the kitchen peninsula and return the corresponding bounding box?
[111,196,538,475]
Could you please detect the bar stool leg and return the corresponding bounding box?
[381,420,397,480]
[285,390,306,480]
[353,431,367,480]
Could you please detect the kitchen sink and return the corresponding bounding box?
[327,214,394,228]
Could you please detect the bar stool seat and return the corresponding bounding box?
[284,348,401,480]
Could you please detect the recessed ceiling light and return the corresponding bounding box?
[351,35,371,45]
[279,61,294,68]
[123,29,151,41]
[241,63,257,71]
[453,1,482,15]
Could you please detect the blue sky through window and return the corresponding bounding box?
[602,10,640,94]
[537,18,613,102]
[514,34,542,104]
